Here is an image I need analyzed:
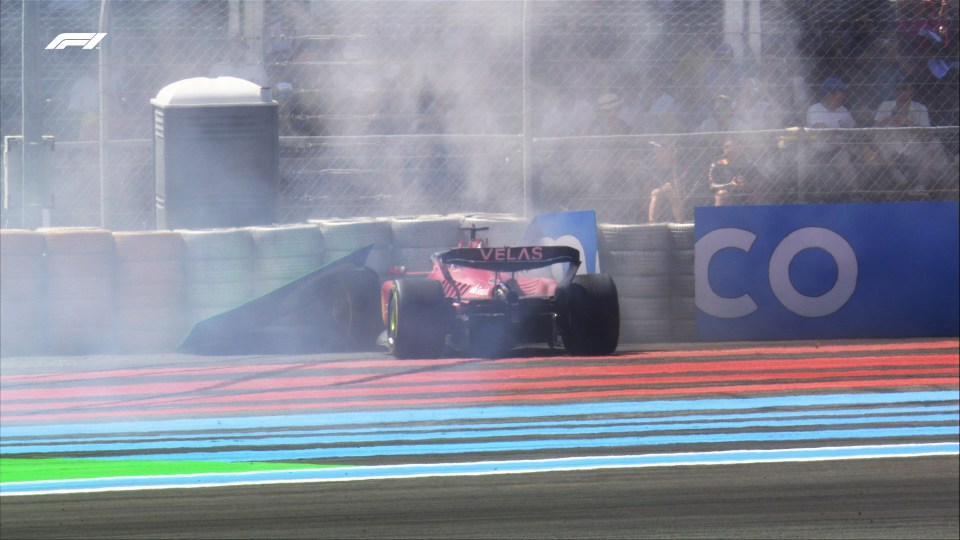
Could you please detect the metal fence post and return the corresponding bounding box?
[21,0,46,229]
[521,0,532,219]
[99,0,113,230]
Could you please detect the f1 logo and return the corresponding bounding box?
[45,33,107,50]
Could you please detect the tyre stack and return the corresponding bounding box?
[42,228,116,354]
[0,230,46,356]
[250,224,326,297]
[390,215,463,272]
[113,231,187,353]
[668,223,697,342]
[598,223,672,344]
[179,228,256,328]
[312,218,393,280]
[460,213,529,247]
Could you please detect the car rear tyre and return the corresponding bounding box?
[387,279,448,359]
[559,274,620,355]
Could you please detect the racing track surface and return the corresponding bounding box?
[1,339,958,538]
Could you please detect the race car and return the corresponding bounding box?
[381,227,619,358]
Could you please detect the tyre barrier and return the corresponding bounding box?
[42,228,116,355]
[0,230,46,355]
[250,224,325,297]
[178,228,256,328]
[114,231,186,353]
[390,215,463,272]
[312,218,393,280]
[598,223,672,344]
[668,223,696,341]
[460,213,530,247]
[0,216,704,356]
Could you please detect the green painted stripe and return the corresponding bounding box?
[0,459,345,483]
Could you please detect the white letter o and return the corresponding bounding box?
[768,227,858,317]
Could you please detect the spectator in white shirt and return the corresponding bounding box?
[805,77,859,201]
[807,77,857,129]
[872,77,952,197]
[874,78,930,127]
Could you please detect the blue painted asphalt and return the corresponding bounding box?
[3,412,956,455]
[5,404,957,446]
[5,391,957,437]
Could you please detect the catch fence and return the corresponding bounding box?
[1,0,957,230]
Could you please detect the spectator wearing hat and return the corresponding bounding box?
[807,77,858,129]
[806,76,860,202]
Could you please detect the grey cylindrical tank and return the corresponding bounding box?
[152,76,278,229]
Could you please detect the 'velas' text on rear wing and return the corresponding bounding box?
[438,246,580,272]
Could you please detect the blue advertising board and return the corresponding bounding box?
[694,202,959,341]
[521,210,600,275]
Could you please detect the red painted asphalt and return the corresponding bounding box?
[2,340,956,423]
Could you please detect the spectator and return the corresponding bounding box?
[701,43,746,108]
[590,93,632,135]
[874,76,932,127]
[807,76,857,129]
[697,94,748,133]
[811,33,848,95]
[672,33,715,127]
[844,8,879,60]
[619,67,682,134]
[646,140,682,222]
[842,27,909,126]
[647,139,704,222]
[761,40,810,126]
[733,76,787,130]
[872,76,954,197]
[680,40,749,128]
[806,76,860,201]
[708,138,765,206]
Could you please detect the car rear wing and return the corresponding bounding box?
[438,246,581,274]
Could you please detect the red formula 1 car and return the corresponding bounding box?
[381,227,619,358]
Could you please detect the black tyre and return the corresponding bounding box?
[326,267,383,350]
[387,279,449,359]
[559,274,620,355]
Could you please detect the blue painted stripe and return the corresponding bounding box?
[6,405,956,446]
[4,391,957,437]
[92,425,959,462]
[3,443,957,496]
[3,413,956,455]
